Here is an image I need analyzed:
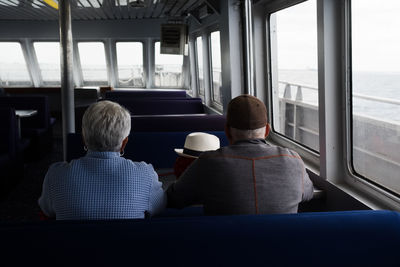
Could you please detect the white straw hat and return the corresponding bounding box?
[174,132,220,158]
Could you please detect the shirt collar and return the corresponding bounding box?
[233,139,268,146]
[86,150,121,159]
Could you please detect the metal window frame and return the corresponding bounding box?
[114,40,146,88]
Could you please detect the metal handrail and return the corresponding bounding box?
[279,81,400,106]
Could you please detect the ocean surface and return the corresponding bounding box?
[278,69,400,123]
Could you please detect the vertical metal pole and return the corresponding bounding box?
[244,0,254,95]
[59,0,75,161]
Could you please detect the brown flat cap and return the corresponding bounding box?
[227,94,268,130]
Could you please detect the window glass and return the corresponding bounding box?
[116,42,144,87]
[32,0,45,8]
[0,42,31,86]
[154,41,183,88]
[78,42,108,85]
[0,0,19,6]
[196,36,205,97]
[34,42,60,86]
[269,0,319,151]
[351,0,400,194]
[77,0,102,8]
[210,31,222,105]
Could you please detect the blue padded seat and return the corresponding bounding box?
[67,131,228,169]
[109,98,204,115]
[131,114,226,132]
[0,95,53,160]
[105,89,187,100]
[0,107,24,198]
[0,107,18,158]
[0,210,399,266]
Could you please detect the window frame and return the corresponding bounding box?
[346,0,400,200]
[153,40,186,89]
[0,40,33,87]
[33,41,62,86]
[115,40,146,88]
[259,0,400,209]
[76,40,109,86]
[194,34,205,99]
[208,30,223,109]
[265,2,320,167]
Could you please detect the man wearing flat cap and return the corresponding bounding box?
[167,94,313,215]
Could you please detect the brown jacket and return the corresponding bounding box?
[167,139,314,215]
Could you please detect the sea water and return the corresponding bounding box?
[278,69,400,123]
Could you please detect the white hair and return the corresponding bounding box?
[82,100,131,152]
[229,126,266,142]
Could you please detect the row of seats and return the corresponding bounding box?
[1,210,399,266]
[105,88,187,99]
[3,89,400,265]
[68,131,228,169]
[0,95,54,159]
[0,107,25,198]
[72,89,225,169]
[4,87,99,115]
[0,95,55,198]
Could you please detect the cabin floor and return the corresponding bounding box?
[0,121,63,222]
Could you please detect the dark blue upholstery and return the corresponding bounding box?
[0,108,24,198]
[0,107,17,158]
[0,210,399,266]
[105,89,187,100]
[110,98,204,115]
[67,131,228,169]
[0,95,53,160]
[131,114,226,132]
[0,95,50,129]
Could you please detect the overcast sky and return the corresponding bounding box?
[274,0,400,73]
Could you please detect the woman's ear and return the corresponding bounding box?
[120,136,129,152]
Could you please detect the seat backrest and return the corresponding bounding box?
[67,131,228,168]
[0,107,17,157]
[0,95,49,129]
[1,210,400,266]
[105,89,186,99]
[111,98,204,115]
[131,114,226,132]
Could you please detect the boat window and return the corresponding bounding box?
[269,0,319,152]
[195,36,205,98]
[154,41,184,88]
[32,0,45,8]
[34,42,60,86]
[78,42,108,86]
[77,0,103,8]
[116,42,144,87]
[210,31,222,105]
[0,42,32,87]
[351,0,400,194]
[0,0,19,6]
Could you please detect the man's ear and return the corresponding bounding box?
[224,125,233,145]
[121,136,129,152]
[265,124,270,138]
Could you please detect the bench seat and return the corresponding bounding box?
[0,210,399,266]
[67,131,229,169]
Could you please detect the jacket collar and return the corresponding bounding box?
[86,150,120,159]
[233,139,268,146]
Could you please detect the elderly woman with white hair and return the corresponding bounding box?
[38,100,166,220]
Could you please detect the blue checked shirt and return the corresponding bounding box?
[39,151,166,220]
